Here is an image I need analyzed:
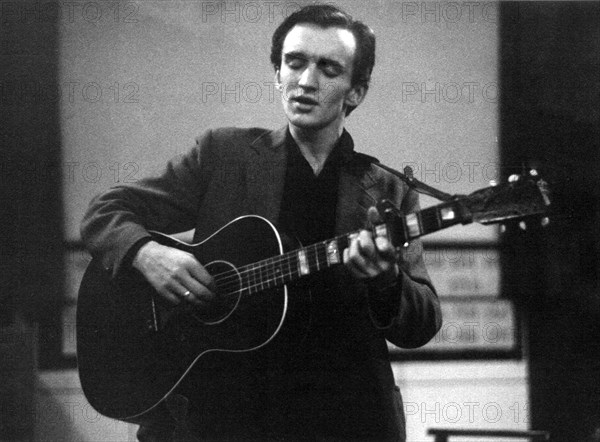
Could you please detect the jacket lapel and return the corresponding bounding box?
[335,156,381,235]
[245,126,288,223]
[245,126,381,235]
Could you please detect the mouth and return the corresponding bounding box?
[291,95,319,106]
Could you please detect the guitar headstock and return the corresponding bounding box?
[373,169,551,247]
[464,169,551,227]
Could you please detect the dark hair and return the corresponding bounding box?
[270,4,376,114]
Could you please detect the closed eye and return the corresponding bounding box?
[320,62,343,78]
[284,54,306,70]
[283,52,345,78]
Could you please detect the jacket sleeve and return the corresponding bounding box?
[366,187,443,349]
[80,130,218,278]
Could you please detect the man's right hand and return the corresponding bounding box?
[132,240,216,307]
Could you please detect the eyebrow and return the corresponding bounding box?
[283,51,346,70]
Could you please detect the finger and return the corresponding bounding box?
[374,235,396,261]
[161,291,181,305]
[366,206,381,228]
[344,239,368,277]
[357,230,377,259]
[178,276,215,306]
[168,279,198,304]
[345,236,378,278]
[162,277,200,307]
[356,232,396,275]
[184,256,217,293]
[155,281,182,305]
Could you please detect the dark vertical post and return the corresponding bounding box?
[499,3,600,440]
[0,1,63,439]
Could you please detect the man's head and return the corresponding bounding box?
[271,5,376,124]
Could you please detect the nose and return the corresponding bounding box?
[298,63,318,90]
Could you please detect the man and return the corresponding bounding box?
[81,5,442,441]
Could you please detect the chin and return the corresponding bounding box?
[286,111,331,131]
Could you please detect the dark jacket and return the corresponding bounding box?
[81,126,442,440]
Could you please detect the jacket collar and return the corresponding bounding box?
[249,125,287,153]
[245,125,380,233]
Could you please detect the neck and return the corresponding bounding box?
[289,121,344,175]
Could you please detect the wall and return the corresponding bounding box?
[60,0,499,241]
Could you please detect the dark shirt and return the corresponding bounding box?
[262,130,367,435]
[277,129,350,245]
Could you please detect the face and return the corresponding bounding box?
[276,24,366,132]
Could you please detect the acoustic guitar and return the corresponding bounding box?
[77,170,550,423]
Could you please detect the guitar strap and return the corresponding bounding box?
[371,162,456,202]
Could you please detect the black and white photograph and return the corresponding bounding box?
[1,1,598,440]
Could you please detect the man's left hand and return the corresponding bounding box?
[343,207,399,282]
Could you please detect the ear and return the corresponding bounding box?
[344,84,367,108]
[274,70,283,91]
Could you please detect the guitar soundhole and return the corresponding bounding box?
[192,260,242,324]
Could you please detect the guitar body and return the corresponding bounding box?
[77,215,297,423]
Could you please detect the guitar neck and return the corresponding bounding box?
[235,198,468,295]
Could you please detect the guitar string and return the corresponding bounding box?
[211,213,417,290]
[204,236,345,291]
[206,222,397,295]
[210,240,334,296]
[210,242,328,295]
[200,219,399,290]
[207,220,397,294]
[212,242,330,296]
[205,217,409,295]
[210,235,342,284]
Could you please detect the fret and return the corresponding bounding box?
[311,244,321,272]
[251,263,262,292]
[270,257,279,287]
[258,261,265,291]
[305,244,317,274]
[283,251,294,284]
[248,264,257,294]
[275,257,284,286]
[242,269,251,294]
[266,257,275,289]
[316,242,327,271]
[252,265,263,291]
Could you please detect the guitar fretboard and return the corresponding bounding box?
[215,199,467,296]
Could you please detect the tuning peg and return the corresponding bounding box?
[519,221,527,230]
[508,174,520,183]
[500,224,506,233]
[541,217,550,227]
[529,169,538,177]
[489,180,498,187]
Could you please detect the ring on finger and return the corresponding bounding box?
[182,290,191,298]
